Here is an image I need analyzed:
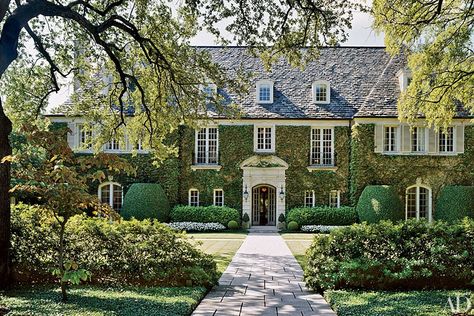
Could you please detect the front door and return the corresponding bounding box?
[252,185,276,226]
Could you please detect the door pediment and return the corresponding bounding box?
[240,155,289,170]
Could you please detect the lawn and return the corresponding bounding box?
[280,232,317,269]
[325,290,474,316]
[187,231,247,274]
[0,285,207,316]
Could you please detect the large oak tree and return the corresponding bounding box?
[0,0,361,288]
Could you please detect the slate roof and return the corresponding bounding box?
[204,46,471,119]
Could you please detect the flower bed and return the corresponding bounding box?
[300,225,345,233]
[166,222,226,232]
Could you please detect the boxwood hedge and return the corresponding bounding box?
[356,185,403,223]
[121,183,170,221]
[305,219,474,291]
[435,186,474,222]
[11,203,218,286]
[170,205,240,227]
[286,207,358,226]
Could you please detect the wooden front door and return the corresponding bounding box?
[252,185,276,226]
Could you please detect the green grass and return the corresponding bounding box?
[325,290,474,316]
[187,231,246,274]
[280,233,316,269]
[0,285,207,316]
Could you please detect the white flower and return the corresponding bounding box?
[300,225,345,233]
[165,222,226,232]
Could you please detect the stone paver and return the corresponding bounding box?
[192,231,336,316]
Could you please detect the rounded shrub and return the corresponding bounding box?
[121,183,170,221]
[287,207,357,226]
[278,213,286,223]
[242,213,250,223]
[228,220,239,230]
[305,219,474,291]
[435,186,474,222]
[356,185,403,223]
[287,221,299,231]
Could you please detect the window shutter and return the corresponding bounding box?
[67,122,77,149]
[374,125,383,153]
[456,125,464,154]
[401,125,411,152]
[427,128,437,154]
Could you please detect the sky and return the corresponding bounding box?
[48,10,384,108]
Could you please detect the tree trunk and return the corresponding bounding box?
[0,103,12,289]
[58,220,67,302]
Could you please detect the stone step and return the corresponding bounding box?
[248,226,279,233]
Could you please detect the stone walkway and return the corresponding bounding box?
[192,232,336,316]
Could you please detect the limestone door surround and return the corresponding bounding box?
[240,155,288,227]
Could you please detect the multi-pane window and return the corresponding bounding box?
[258,84,271,102]
[304,191,315,207]
[311,128,334,165]
[256,127,273,151]
[78,124,92,149]
[196,127,218,164]
[214,189,224,206]
[99,183,122,212]
[105,138,120,151]
[406,186,431,220]
[411,127,426,152]
[329,190,340,208]
[313,83,328,103]
[384,126,398,152]
[189,189,199,207]
[438,127,454,153]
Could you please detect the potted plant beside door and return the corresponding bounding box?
[242,213,250,229]
[278,213,286,230]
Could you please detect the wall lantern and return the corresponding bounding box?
[279,185,285,201]
[243,185,249,201]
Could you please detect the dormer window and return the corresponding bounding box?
[397,69,412,91]
[202,83,217,98]
[256,80,274,104]
[312,81,330,104]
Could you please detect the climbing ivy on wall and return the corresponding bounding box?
[178,124,351,212]
[349,124,474,207]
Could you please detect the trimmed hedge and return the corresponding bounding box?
[305,219,474,291]
[286,207,358,226]
[356,185,403,223]
[170,205,240,227]
[287,221,299,231]
[435,186,474,222]
[227,220,239,230]
[121,183,170,221]
[11,203,218,286]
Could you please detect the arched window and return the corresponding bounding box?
[406,185,432,221]
[98,182,123,211]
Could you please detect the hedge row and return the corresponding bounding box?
[121,183,170,221]
[305,219,474,291]
[11,203,218,286]
[435,186,474,222]
[286,207,358,226]
[170,205,240,227]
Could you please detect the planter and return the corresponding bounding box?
[277,222,286,230]
[242,221,250,229]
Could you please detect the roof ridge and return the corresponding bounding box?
[194,45,386,49]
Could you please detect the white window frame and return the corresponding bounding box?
[256,80,274,104]
[383,125,401,153]
[397,69,412,91]
[304,190,315,208]
[188,189,200,207]
[213,189,224,206]
[254,125,275,153]
[98,182,123,211]
[329,190,340,208]
[438,126,456,154]
[310,127,335,166]
[77,124,92,151]
[312,80,330,104]
[194,126,219,165]
[405,185,432,221]
[411,126,428,153]
[104,137,121,152]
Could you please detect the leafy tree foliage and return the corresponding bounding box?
[11,125,133,300]
[373,0,474,128]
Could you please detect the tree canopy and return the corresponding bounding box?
[373,0,474,128]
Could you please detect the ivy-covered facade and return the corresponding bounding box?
[48,47,474,226]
